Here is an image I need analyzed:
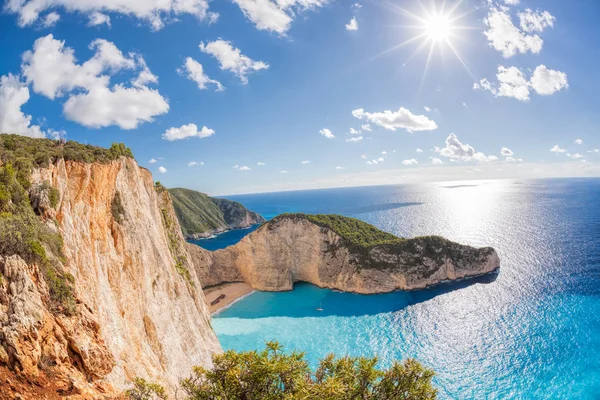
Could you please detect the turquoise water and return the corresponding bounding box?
[209,179,600,399]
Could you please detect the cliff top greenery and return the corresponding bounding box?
[127,341,437,400]
[169,187,264,237]
[0,133,134,169]
[272,213,406,249]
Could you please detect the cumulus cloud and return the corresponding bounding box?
[6,0,217,30]
[361,124,371,131]
[568,153,584,159]
[42,12,60,28]
[475,65,568,101]
[518,9,555,33]
[232,0,328,35]
[0,74,45,138]
[319,128,335,139]
[346,17,358,31]
[88,12,111,27]
[483,7,552,57]
[574,138,583,145]
[416,148,423,153]
[149,158,158,164]
[346,136,363,142]
[360,154,367,159]
[352,107,437,132]
[376,157,385,162]
[550,145,566,153]
[237,165,251,171]
[336,166,345,170]
[435,133,497,162]
[188,161,204,166]
[200,39,268,84]
[501,147,514,156]
[348,127,361,135]
[179,57,224,91]
[158,166,167,173]
[257,162,266,166]
[402,159,418,165]
[301,160,310,164]
[162,123,214,141]
[431,157,443,164]
[424,106,432,112]
[21,35,168,129]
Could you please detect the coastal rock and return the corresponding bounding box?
[194,215,500,294]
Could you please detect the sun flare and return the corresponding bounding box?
[424,14,452,42]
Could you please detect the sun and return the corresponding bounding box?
[423,14,452,42]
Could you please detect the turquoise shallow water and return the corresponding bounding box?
[208,179,600,399]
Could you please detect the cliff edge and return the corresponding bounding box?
[193,214,500,294]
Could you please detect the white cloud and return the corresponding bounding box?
[301,160,310,164]
[7,0,217,30]
[587,149,599,154]
[504,0,519,4]
[518,9,555,33]
[435,133,497,162]
[319,128,335,139]
[88,12,111,27]
[200,39,268,84]
[232,0,327,35]
[238,165,251,171]
[0,74,45,138]
[550,145,566,153]
[149,158,158,164]
[280,170,289,173]
[257,161,266,166]
[360,154,367,159]
[352,107,437,132]
[431,157,443,165]
[188,161,204,166]
[381,151,387,155]
[574,139,583,145]
[158,166,167,173]
[424,106,432,112]
[352,3,362,9]
[22,35,168,129]
[569,153,584,159]
[416,148,423,153]
[348,127,361,135]
[483,7,551,57]
[361,124,372,131]
[476,65,568,101]
[179,57,224,91]
[336,166,345,170]
[42,12,60,28]
[346,136,363,142]
[376,157,385,162]
[402,159,418,165]
[501,147,514,156]
[162,123,214,141]
[346,17,358,31]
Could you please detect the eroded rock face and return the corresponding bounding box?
[1,158,222,397]
[193,216,500,294]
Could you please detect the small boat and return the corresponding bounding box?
[316,301,323,311]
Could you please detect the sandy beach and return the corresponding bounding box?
[204,282,254,314]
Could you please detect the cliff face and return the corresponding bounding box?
[169,188,265,239]
[194,216,499,294]
[1,157,220,398]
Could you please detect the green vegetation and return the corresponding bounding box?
[127,342,436,399]
[154,181,167,193]
[125,378,168,400]
[273,213,404,249]
[111,191,125,223]
[0,133,135,315]
[169,188,264,238]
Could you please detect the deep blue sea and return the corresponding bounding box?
[199,179,600,399]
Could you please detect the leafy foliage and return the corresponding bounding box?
[125,378,168,400]
[177,341,436,400]
[168,187,264,237]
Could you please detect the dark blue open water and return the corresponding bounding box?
[202,179,600,399]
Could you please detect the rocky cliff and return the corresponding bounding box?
[194,214,500,294]
[0,153,220,398]
[169,188,265,239]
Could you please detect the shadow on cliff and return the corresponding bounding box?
[214,273,498,319]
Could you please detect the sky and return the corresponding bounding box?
[1,0,599,195]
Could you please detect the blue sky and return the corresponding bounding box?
[1,0,599,195]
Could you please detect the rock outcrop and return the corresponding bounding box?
[193,214,500,294]
[1,157,220,398]
[169,188,265,239]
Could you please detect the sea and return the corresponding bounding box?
[190,179,600,399]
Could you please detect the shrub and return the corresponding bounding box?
[179,341,437,400]
[125,378,168,400]
[48,186,60,208]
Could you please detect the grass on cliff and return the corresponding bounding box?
[0,133,135,314]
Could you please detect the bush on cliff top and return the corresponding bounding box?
[127,342,436,400]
